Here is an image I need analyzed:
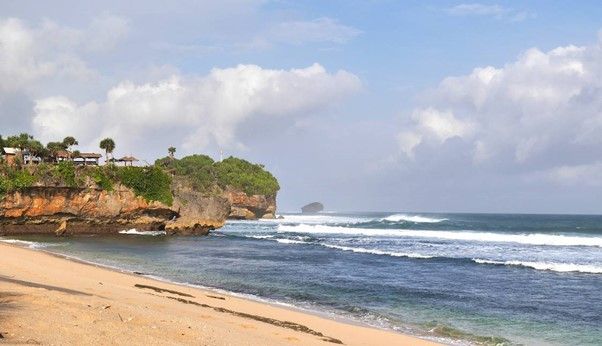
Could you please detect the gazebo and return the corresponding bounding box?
[116,156,139,166]
[74,153,102,166]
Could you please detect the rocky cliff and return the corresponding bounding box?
[225,189,276,220]
[0,183,228,236]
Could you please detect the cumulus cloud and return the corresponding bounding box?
[397,34,602,185]
[0,15,128,94]
[32,63,361,157]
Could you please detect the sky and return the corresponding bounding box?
[1,0,602,214]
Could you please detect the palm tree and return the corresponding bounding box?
[62,136,78,160]
[168,146,176,159]
[99,138,116,165]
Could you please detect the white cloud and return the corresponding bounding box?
[397,33,602,182]
[447,3,531,21]
[32,63,361,156]
[0,15,128,95]
[269,17,362,45]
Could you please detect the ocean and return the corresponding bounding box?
[3,212,601,345]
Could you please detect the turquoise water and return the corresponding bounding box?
[3,212,601,345]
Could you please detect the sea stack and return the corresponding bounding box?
[301,202,324,214]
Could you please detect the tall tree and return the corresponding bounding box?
[99,138,116,165]
[62,136,78,160]
[168,146,176,159]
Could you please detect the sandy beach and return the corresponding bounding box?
[0,242,438,345]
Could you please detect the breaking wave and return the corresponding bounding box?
[472,259,602,274]
[277,224,602,247]
[119,229,166,236]
[321,244,433,259]
[382,214,447,223]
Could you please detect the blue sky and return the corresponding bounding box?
[1,1,602,213]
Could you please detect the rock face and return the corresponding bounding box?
[0,185,176,235]
[166,177,230,235]
[301,202,324,214]
[0,180,277,235]
[225,189,276,220]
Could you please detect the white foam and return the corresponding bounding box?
[275,239,308,244]
[246,235,275,239]
[119,229,166,236]
[382,214,447,223]
[0,238,49,249]
[472,259,602,274]
[277,224,602,247]
[321,244,433,259]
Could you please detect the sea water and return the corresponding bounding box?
[3,212,601,345]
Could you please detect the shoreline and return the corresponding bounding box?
[0,241,440,345]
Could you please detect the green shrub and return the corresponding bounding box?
[117,166,173,206]
[214,157,279,196]
[90,167,114,191]
[53,161,77,187]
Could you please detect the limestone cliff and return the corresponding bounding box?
[225,188,276,220]
[0,183,228,236]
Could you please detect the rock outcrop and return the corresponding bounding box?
[225,189,276,220]
[301,202,324,214]
[166,177,230,235]
[0,185,176,235]
[0,180,277,235]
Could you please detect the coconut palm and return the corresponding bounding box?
[168,146,176,159]
[99,138,116,165]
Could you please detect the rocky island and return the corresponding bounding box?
[0,134,279,236]
[301,202,324,214]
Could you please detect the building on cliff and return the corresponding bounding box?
[2,147,19,165]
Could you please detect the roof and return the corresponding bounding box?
[118,156,139,162]
[78,153,102,159]
[2,147,18,155]
[54,150,70,158]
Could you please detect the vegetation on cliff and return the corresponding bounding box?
[2,133,278,207]
[156,155,280,196]
[0,162,173,206]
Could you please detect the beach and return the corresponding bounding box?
[0,242,437,345]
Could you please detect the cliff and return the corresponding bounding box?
[225,189,276,220]
[0,153,279,235]
[0,183,228,236]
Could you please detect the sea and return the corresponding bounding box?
[2,212,601,345]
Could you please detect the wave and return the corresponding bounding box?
[277,224,602,247]
[246,235,275,239]
[321,244,433,259]
[119,229,166,236]
[0,238,50,249]
[275,239,308,244]
[382,214,447,223]
[472,259,602,274]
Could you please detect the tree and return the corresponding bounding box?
[62,136,78,160]
[46,142,67,162]
[168,146,176,159]
[99,138,115,165]
[26,140,44,164]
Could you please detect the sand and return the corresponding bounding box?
[0,242,439,345]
